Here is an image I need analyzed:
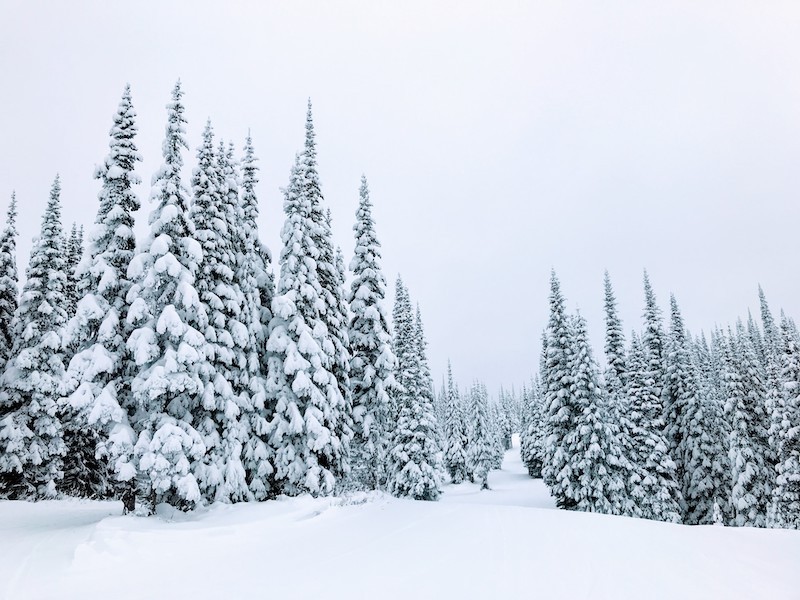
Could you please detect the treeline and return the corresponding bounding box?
[0,82,448,512]
[517,271,799,529]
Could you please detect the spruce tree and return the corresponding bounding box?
[0,193,19,370]
[442,361,468,483]
[125,81,206,510]
[520,378,546,478]
[466,381,493,490]
[188,123,251,503]
[266,147,348,497]
[541,271,577,508]
[564,314,634,516]
[347,176,396,490]
[62,84,141,509]
[722,328,770,527]
[625,332,683,522]
[387,277,442,500]
[64,222,83,318]
[772,316,800,528]
[238,133,274,500]
[603,271,626,381]
[0,176,68,499]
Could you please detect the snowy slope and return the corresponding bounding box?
[1,448,798,600]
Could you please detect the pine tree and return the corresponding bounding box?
[62,85,142,509]
[0,193,19,370]
[641,271,667,423]
[442,361,468,483]
[63,222,83,318]
[125,81,206,510]
[682,333,731,525]
[603,271,626,382]
[662,294,695,513]
[387,277,442,500]
[488,400,505,469]
[563,314,634,516]
[238,133,274,500]
[520,378,546,478]
[772,316,800,528]
[722,328,770,527]
[541,271,577,508]
[347,176,396,490]
[188,123,251,503]
[0,176,68,499]
[466,381,493,490]
[266,147,348,497]
[625,332,683,523]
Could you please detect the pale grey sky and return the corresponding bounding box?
[1,1,799,392]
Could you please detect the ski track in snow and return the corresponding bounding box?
[0,447,798,600]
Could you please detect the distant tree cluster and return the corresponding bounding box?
[0,82,445,512]
[520,270,800,529]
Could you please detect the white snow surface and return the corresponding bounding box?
[1,443,798,600]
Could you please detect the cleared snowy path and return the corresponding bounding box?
[1,447,799,599]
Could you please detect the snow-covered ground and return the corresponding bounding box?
[1,446,798,600]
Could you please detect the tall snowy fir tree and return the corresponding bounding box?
[624,332,683,523]
[189,122,250,503]
[125,81,207,510]
[237,133,274,500]
[682,332,731,525]
[466,381,493,490]
[266,137,349,497]
[63,222,83,318]
[541,271,577,508]
[62,84,142,509]
[0,193,18,371]
[0,176,68,499]
[442,361,468,483]
[772,316,800,528]
[387,277,442,500]
[603,271,627,382]
[520,378,545,478]
[563,314,633,516]
[662,294,696,513]
[347,176,396,490]
[641,271,667,422]
[723,327,770,527]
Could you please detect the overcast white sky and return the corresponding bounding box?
[1,1,799,392]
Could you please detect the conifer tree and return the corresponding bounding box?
[238,133,274,500]
[348,176,396,490]
[387,277,442,500]
[125,81,206,510]
[772,316,800,528]
[442,361,468,483]
[62,85,142,509]
[682,333,731,524]
[520,378,546,477]
[541,271,577,507]
[603,271,626,382]
[625,332,683,523]
[188,123,250,503]
[564,314,634,516]
[722,328,770,527]
[0,176,68,499]
[466,381,493,490]
[488,400,505,469]
[641,271,667,422]
[64,222,83,318]
[266,143,348,497]
[0,193,19,370]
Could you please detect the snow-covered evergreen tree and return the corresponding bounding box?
[624,332,683,523]
[488,400,505,469]
[188,123,250,503]
[266,140,349,497]
[466,381,493,490]
[723,326,770,527]
[541,271,577,508]
[0,193,18,371]
[603,271,626,382]
[442,361,468,483]
[387,277,442,500]
[772,316,800,528]
[237,133,274,500]
[62,84,142,509]
[347,176,396,490]
[563,314,634,516]
[0,176,68,499]
[520,378,546,478]
[63,222,83,318]
[125,81,207,510]
[682,333,731,525]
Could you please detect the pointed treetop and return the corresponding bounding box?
[5,192,16,228]
[305,98,316,156]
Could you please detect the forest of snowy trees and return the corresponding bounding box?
[0,82,798,532]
